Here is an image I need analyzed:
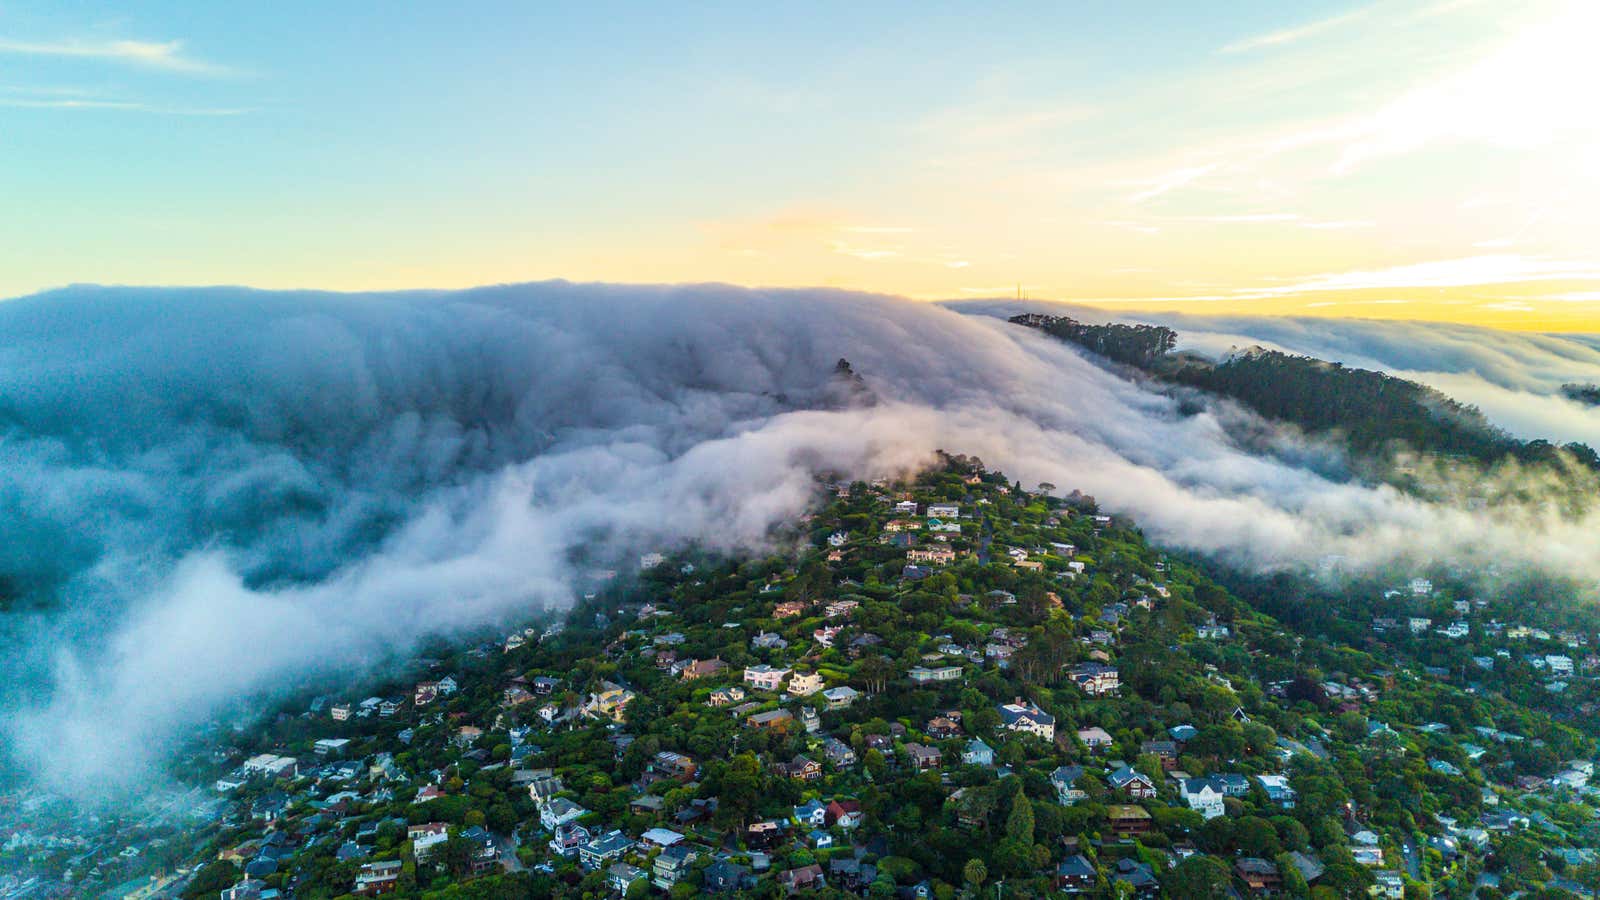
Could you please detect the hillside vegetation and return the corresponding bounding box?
[1011,314,1600,476]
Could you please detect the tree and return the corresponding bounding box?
[486,803,517,835]
[181,862,239,899]
[962,858,987,891]
[1165,855,1232,899]
[715,752,762,829]
[856,655,895,693]
[1236,816,1281,858]
[1005,793,1034,845]
[1275,852,1310,898]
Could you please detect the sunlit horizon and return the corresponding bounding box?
[3,0,1598,330]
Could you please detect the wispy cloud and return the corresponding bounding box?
[1529,290,1600,302]
[1220,5,1372,53]
[1240,254,1600,297]
[0,85,246,115]
[1298,219,1373,230]
[0,96,245,116]
[1126,163,1221,204]
[1178,212,1303,224]
[0,37,227,75]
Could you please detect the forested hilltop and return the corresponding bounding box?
[7,455,1600,900]
[1009,314,1600,476]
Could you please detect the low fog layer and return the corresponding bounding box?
[3,282,1598,796]
[948,298,1600,448]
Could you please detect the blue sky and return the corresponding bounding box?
[4,1,1598,327]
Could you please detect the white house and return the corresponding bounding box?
[1075,726,1113,752]
[1256,774,1296,808]
[907,665,963,683]
[998,700,1056,741]
[1179,778,1226,820]
[787,672,824,697]
[1067,663,1120,697]
[823,686,861,710]
[540,797,589,832]
[743,664,791,691]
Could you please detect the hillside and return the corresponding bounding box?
[1010,313,1600,477]
[5,455,1598,899]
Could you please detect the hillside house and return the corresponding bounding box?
[1179,778,1226,819]
[787,672,824,697]
[823,686,861,709]
[1051,765,1088,805]
[1075,726,1113,752]
[904,743,943,770]
[708,686,746,707]
[747,708,796,733]
[962,738,995,767]
[681,658,728,680]
[744,664,791,691]
[998,699,1056,740]
[1107,805,1152,838]
[1068,662,1120,696]
[907,665,963,683]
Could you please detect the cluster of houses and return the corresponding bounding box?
[36,469,1600,900]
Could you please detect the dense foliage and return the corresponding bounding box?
[1008,313,1178,368]
[1011,315,1600,476]
[6,458,1598,900]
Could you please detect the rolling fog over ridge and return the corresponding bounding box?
[948,298,1600,448]
[2,280,1599,797]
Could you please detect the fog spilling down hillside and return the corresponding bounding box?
[1,281,1598,795]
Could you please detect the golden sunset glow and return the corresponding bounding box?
[2,1,1598,328]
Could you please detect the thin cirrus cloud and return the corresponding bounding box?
[1237,254,1600,297]
[0,36,227,75]
[1219,5,1375,53]
[0,95,246,116]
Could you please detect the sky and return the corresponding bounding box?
[2,1,1598,329]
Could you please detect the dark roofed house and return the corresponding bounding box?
[1235,858,1283,894]
[822,737,858,767]
[1056,854,1097,892]
[1108,765,1157,799]
[747,708,796,732]
[829,857,867,891]
[606,863,647,894]
[1140,740,1179,769]
[1286,850,1325,884]
[578,830,632,872]
[651,845,698,891]
[776,755,822,781]
[903,743,943,771]
[778,864,826,892]
[703,859,752,893]
[1107,805,1152,839]
[1112,858,1159,897]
